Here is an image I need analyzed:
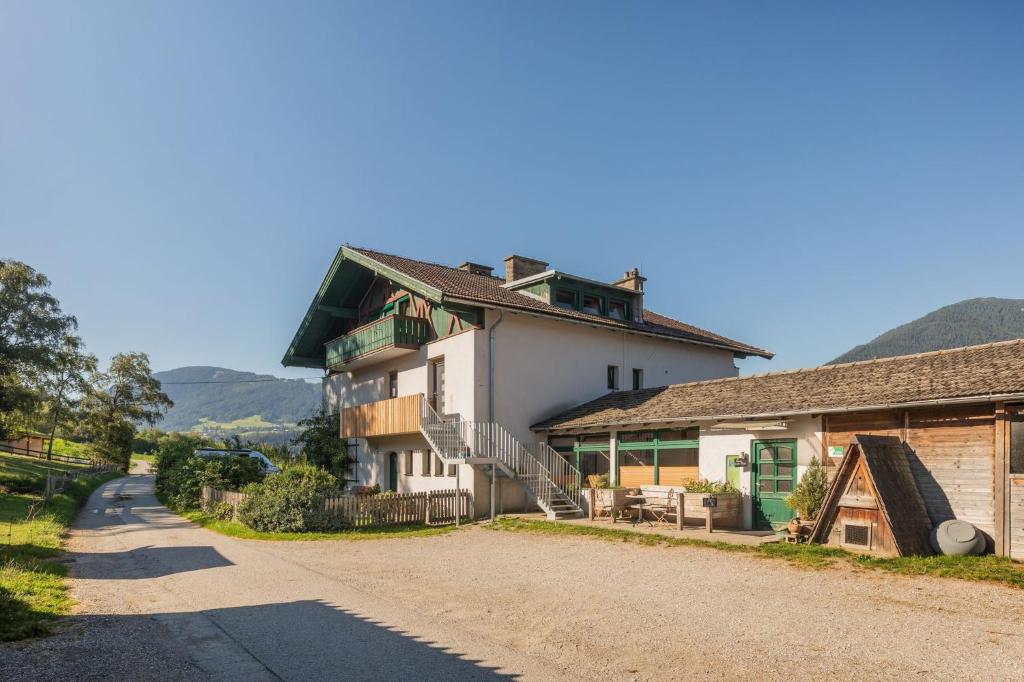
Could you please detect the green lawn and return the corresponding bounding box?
[177,508,459,541]
[489,517,1024,589]
[49,438,92,459]
[0,458,121,641]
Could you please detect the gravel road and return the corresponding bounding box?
[2,473,1023,681]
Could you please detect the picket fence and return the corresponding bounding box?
[201,486,473,528]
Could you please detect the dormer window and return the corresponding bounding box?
[555,288,577,310]
[609,299,629,320]
[581,293,603,315]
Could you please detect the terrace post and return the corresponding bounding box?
[677,491,684,531]
[608,431,618,487]
[455,466,461,527]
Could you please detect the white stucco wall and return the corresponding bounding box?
[489,310,740,445]
[696,415,823,529]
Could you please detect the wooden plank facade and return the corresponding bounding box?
[340,394,422,439]
[824,403,1018,552]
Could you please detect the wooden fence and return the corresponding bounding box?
[0,442,93,465]
[42,465,117,502]
[201,486,473,528]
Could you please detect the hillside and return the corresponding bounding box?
[830,298,1024,364]
[152,366,321,440]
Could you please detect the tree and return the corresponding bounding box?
[38,334,97,459]
[786,456,828,520]
[0,260,77,436]
[292,407,351,482]
[81,353,173,468]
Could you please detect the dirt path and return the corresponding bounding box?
[3,474,1024,681]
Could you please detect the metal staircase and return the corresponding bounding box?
[419,399,583,519]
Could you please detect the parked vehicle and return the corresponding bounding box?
[194,448,280,474]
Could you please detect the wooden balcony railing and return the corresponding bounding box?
[325,315,431,369]
[341,394,423,439]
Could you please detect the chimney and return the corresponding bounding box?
[503,255,549,283]
[458,261,494,277]
[614,267,647,292]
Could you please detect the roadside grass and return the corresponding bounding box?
[0,468,122,641]
[1,451,90,485]
[176,508,459,541]
[130,453,156,465]
[489,517,1024,588]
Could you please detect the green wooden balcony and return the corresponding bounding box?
[325,315,432,369]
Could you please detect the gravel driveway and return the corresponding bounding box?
[3,473,1023,681]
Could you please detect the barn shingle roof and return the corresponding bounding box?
[532,339,1024,431]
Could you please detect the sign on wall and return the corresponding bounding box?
[828,446,845,458]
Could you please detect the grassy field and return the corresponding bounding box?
[490,517,1024,589]
[176,508,458,541]
[0,453,121,641]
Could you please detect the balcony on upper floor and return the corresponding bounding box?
[325,315,432,371]
[340,394,423,439]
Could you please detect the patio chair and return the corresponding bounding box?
[646,488,679,525]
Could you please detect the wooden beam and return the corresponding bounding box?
[316,304,357,319]
[995,402,1008,556]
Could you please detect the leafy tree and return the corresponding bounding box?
[292,407,351,481]
[38,334,97,460]
[0,260,77,436]
[81,353,173,468]
[786,457,828,520]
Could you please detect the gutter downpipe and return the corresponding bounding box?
[488,309,505,521]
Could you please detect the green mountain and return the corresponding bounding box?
[830,297,1024,364]
[152,366,321,440]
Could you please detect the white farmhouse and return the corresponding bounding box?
[282,245,771,518]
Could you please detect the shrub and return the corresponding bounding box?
[237,465,343,532]
[154,434,262,510]
[683,479,737,494]
[207,501,235,521]
[786,457,827,520]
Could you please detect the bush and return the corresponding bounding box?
[154,433,262,510]
[787,457,827,520]
[237,465,343,532]
[207,501,235,521]
[683,479,737,494]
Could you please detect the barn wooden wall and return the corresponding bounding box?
[825,405,996,542]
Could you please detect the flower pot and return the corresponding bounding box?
[787,517,802,535]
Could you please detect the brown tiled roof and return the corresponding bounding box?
[348,246,772,358]
[532,339,1024,431]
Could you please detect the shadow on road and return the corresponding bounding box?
[2,599,521,681]
[69,545,234,579]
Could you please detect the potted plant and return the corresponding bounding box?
[587,474,629,520]
[785,457,827,533]
[682,479,741,528]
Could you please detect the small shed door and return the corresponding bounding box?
[752,439,797,530]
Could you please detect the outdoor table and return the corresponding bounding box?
[625,494,651,527]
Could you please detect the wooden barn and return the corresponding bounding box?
[534,339,1024,557]
[810,435,933,556]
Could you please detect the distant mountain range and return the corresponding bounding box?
[830,297,1024,364]
[152,366,321,442]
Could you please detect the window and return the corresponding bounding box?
[579,433,610,446]
[421,450,431,476]
[619,430,655,443]
[389,371,398,399]
[609,299,629,320]
[581,293,603,315]
[447,463,457,477]
[403,450,413,476]
[434,453,444,477]
[607,365,619,390]
[632,368,643,390]
[1012,409,1024,474]
[554,288,577,310]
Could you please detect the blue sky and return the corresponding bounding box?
[2,1,1022,380]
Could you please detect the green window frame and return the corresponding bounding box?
[609,298,631,321]
[581,292,605,316]
[616,427,699,485]
[554,288,578,310]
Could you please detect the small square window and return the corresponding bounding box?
[554,289,577,310]
[403,450,413,476]
[632,368,643,390]
[607,365,619,390]
[421,450,431,476]
[581,294,603,315]
[447,463,457,477]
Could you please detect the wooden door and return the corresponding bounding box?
[431,360,446,415]
[752,439,797,530]
[1010,409,1024,560]
[387,452,398,492]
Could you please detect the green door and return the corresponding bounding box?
[387,452,399,492]
[751,440,797,530]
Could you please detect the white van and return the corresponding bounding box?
[193,448,281,474]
